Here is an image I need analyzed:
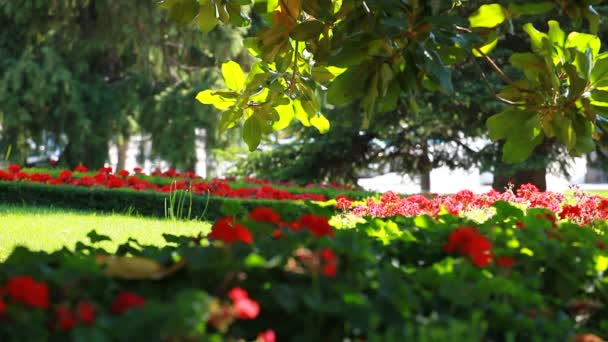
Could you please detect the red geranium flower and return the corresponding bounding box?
[111,291,145,314]
[74,165,89,173]
[0,299,6,315]
[118,169,130,177]
[6,276,49,309]
[257,329,276,342]
[7,164,20,173]
[248,207,281,224]
[208,217,253,244]
[58,170,73,182]
[299,214,334,238]
[496,256,516,268]
[77,300,96,325]
[227,287,259,320]
[54,305,77,331]
[443,227,493,267]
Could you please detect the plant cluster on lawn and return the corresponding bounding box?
[0,164,337,202]
[1,201,606,340]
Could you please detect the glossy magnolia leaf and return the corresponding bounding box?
[487,108,534,141]
[522,23,549,53]
[565,64,587,100]
[422,49,453,94]
[219,107,243,131]
[327,65,366,105]
[503,131,543,163]
[293,99,311,126]
[158,0,199,25]
[472,32,498,57]
[565,32,600,58]
[590,90,608,106]
[96,254,186,280]
[469,4,506,28]
[221,61,246,92]
[290,20,325,41]
[508,2,555,16]
[547,20,566,63]
[310,113,330,133]
[273,100,295,130]
[555,116,576,149]
[502,116,543,163]
[591,53,608,86]
[243,115,262,151]
[195,89,236,110]
[195,0,219,32]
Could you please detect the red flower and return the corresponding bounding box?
[258,330,276,342]
[227,287,260,320]
[249,207,281,224]
[272,229,283,239]
[54,305,77,331]
[597,241,606,250]
[133,167,143,174]
[0,299,6,315]
[49,159,57,167]
[7,164,20,173]
[111,291,145,314]
[77,300,96,325]
[299,214,334,238]
[74,165,89,173]
[515,221,525,229]
[559,205,582,220]
[496,256,516,268]
[443,227,493,267]
[322,263,337,277]
[233,297,260,319]
[336,195,353,210]
[6,276,49,309]
[208,217,253,244]
[58,170,73,182]
[228,287,249,302]
[118,169,130,177]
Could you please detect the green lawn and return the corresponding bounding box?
[0,205,210,260]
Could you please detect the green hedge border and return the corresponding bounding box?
[0,181,332,221]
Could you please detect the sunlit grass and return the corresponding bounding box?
[0,205,210,260]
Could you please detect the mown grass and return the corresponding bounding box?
[0,205,210,260]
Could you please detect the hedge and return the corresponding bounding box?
[0,181,333,221]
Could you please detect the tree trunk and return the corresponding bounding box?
[116,136,129,172]
[420,170,431,193]
[491,140,551,192]
[492,167,547,191]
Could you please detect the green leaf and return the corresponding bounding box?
[160,0,199,25]
[327,66,366,105]
[87,230,112,244]
[565,32,600,58]
[590,90,608,106]
[503,130,543,163]
[243,115,262,151]
[195,89,236,110]
[469,4,506,28]
[591,53,608,86]
[487,108,533,141]
[310,113,330,133]
[508,2,555,16]
[273,100,295,130]
[195,0,218,32]
[290,20,325,41]
[522,23,549,53]
[221,61,246,92]
[509,53,544,71]
[472,32,498,57]
[293,100,311,126]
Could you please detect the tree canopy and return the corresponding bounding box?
[159,0,608,165]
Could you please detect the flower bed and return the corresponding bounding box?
[12,165,373,200]
[345,184,608,225]
[1,202,606,340]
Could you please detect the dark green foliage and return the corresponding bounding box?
[0,181,323,221]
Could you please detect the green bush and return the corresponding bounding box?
[0,181,330,221]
